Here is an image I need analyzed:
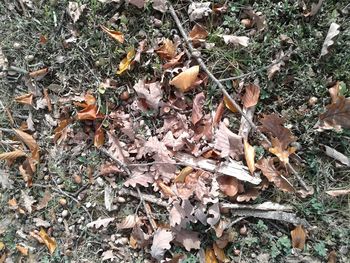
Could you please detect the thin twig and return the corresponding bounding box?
[168,3,310,192]
[118,188,168,207]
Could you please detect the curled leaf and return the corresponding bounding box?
[318,97,350,131]
[242,83,260,108]
[217,175,240,197]
[223,95,238,113]
[100,25,124,43]
[156,39,176,60]
[94,127,105,148]
[244,139,255,174]
[169,66,200,92]
[117,48,136,75]
[0,149,26,161]
[320,23,340,58]
[15,93,33,106]
[223,35,249,47]
[13,129,39,161]
[39,228,57,254]
[77,104,104,121]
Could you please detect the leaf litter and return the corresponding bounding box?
[1,0,349,262]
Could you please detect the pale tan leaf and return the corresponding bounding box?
[67,1,86,23]
[217,175,240,197]
[320,23,340,57]
[327,250,337,263]
[189,24,208,42]
[86,217,115,229]
[100,25,124,43]
[102,250,116,261]
[323,145,350,166]
[152,0,167,13]
[16,244,29,256]
[223,35,249,47]
[21,190,36,214]
[150,229,173,260]
[126,0,145,8]
[156,39,176,60]
[207,202,220,226]
[13,129,39,161]
[133,80,163,110]
[117,214,140,229]
[291,225,306,250]
[15,93,33,106]
[325,189,350,197]
[242,83,260,108]
[36,190,52,210]
[174,229,200,251]
[0,149,26,161]
[29,68,48,80]
[244,139,255,174]
[236,188,260,202]
[39,228,57,254]
[169,66,200,92]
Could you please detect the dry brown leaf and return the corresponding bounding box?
[100,25,124,43]
[205,248,218,263]
[29,68,49,80]
[223,95,238,113]
[291,225,306,250]
[242,83,260,108]
[223,35,249,47]
[243,8,266,31]
[174,229,201,251]
[189,24,208,43]
[259,114,296,150]
[21,190,36,214]
[318,97,350,131]
[217,175,240,197]
[163,52,185,69]
[213,243,227,262]
[36,190,52,210]
[150,229,173,260]
[169,66,200,92]
[214,122,243,159]
[133,80,163,110]
[213,100,225,127]
[15,93,33,106]
[77,104,104,121]
[39,228,57,254]
[94,127,105,148]
[244,139,255,174]
[54,118,71,144]
[0,149,26,161]
[156,39,176,60]
[236,188,260,202]
[13,129,39,161]
[327,250,337,263]
[325,189,350,197]
[320,23,340,57]
[117,215,139,229]
[269,137,296,164]
[16,244,28,256]
[19,158,35,187]
[102,250,116,261]
[329,81,340,103]
[174,166,193,183]
[256,158,295,193]
[158,180,176,197]
[117,48,135,75]
[267,51,286,80]
[324,145,350,166]
[192,92,205,125]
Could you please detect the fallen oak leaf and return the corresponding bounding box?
[21,190,36,214]
[222,35,249,47]
[150,229,173,260]
[117,215,139,230]
[86,217,115,229]
[156,39,176,60]
[217,175,241,197]
[13,129,39,161]
[189,24,208,44]
[39,228,57,254]
[117,48,136,75]
[174,229,201,251]
[15,93,33,106]
[169,66,200,92]
[163,51,185,69]
[291,225,306,250]
[318,96,350,131]
[236,188,260,202]
[320,22,340,58]
[100,25,124,43]
[77,104,104,121]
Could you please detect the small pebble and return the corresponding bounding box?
[251,253,256,258]
[69,225,75,231]
[276,231,283,237]
[25,55,34,62]
[115,197,126,203]
[44,175,50,181]
[61,210,69,218]
[239,225,247,236]
[13,42,21,49]
[308,96,318,106]
[57,217,63,223]
[56,178,62,184]
[73,174,82,184]
[85,202,92,208]
[115,237,128,245]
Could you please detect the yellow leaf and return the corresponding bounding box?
[213,243,227,262]
[174,166,193,183]
[100,25,124,43]
[0,241,5,250]
[244,139,255,174]
[117,48,135,75]
[223,95,238,113]
[39,228,57,254]
[291,225,306,250]
[0,149,26,160]
[169,65,199,92]
[205,248,218,263]
[269,137,296,164]
[16,244,28,256]
[15,93,33,106]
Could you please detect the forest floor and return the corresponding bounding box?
[0,0,349,262]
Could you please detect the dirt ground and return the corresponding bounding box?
[0,0,349,262]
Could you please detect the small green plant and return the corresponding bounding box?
[314,241,327,258]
